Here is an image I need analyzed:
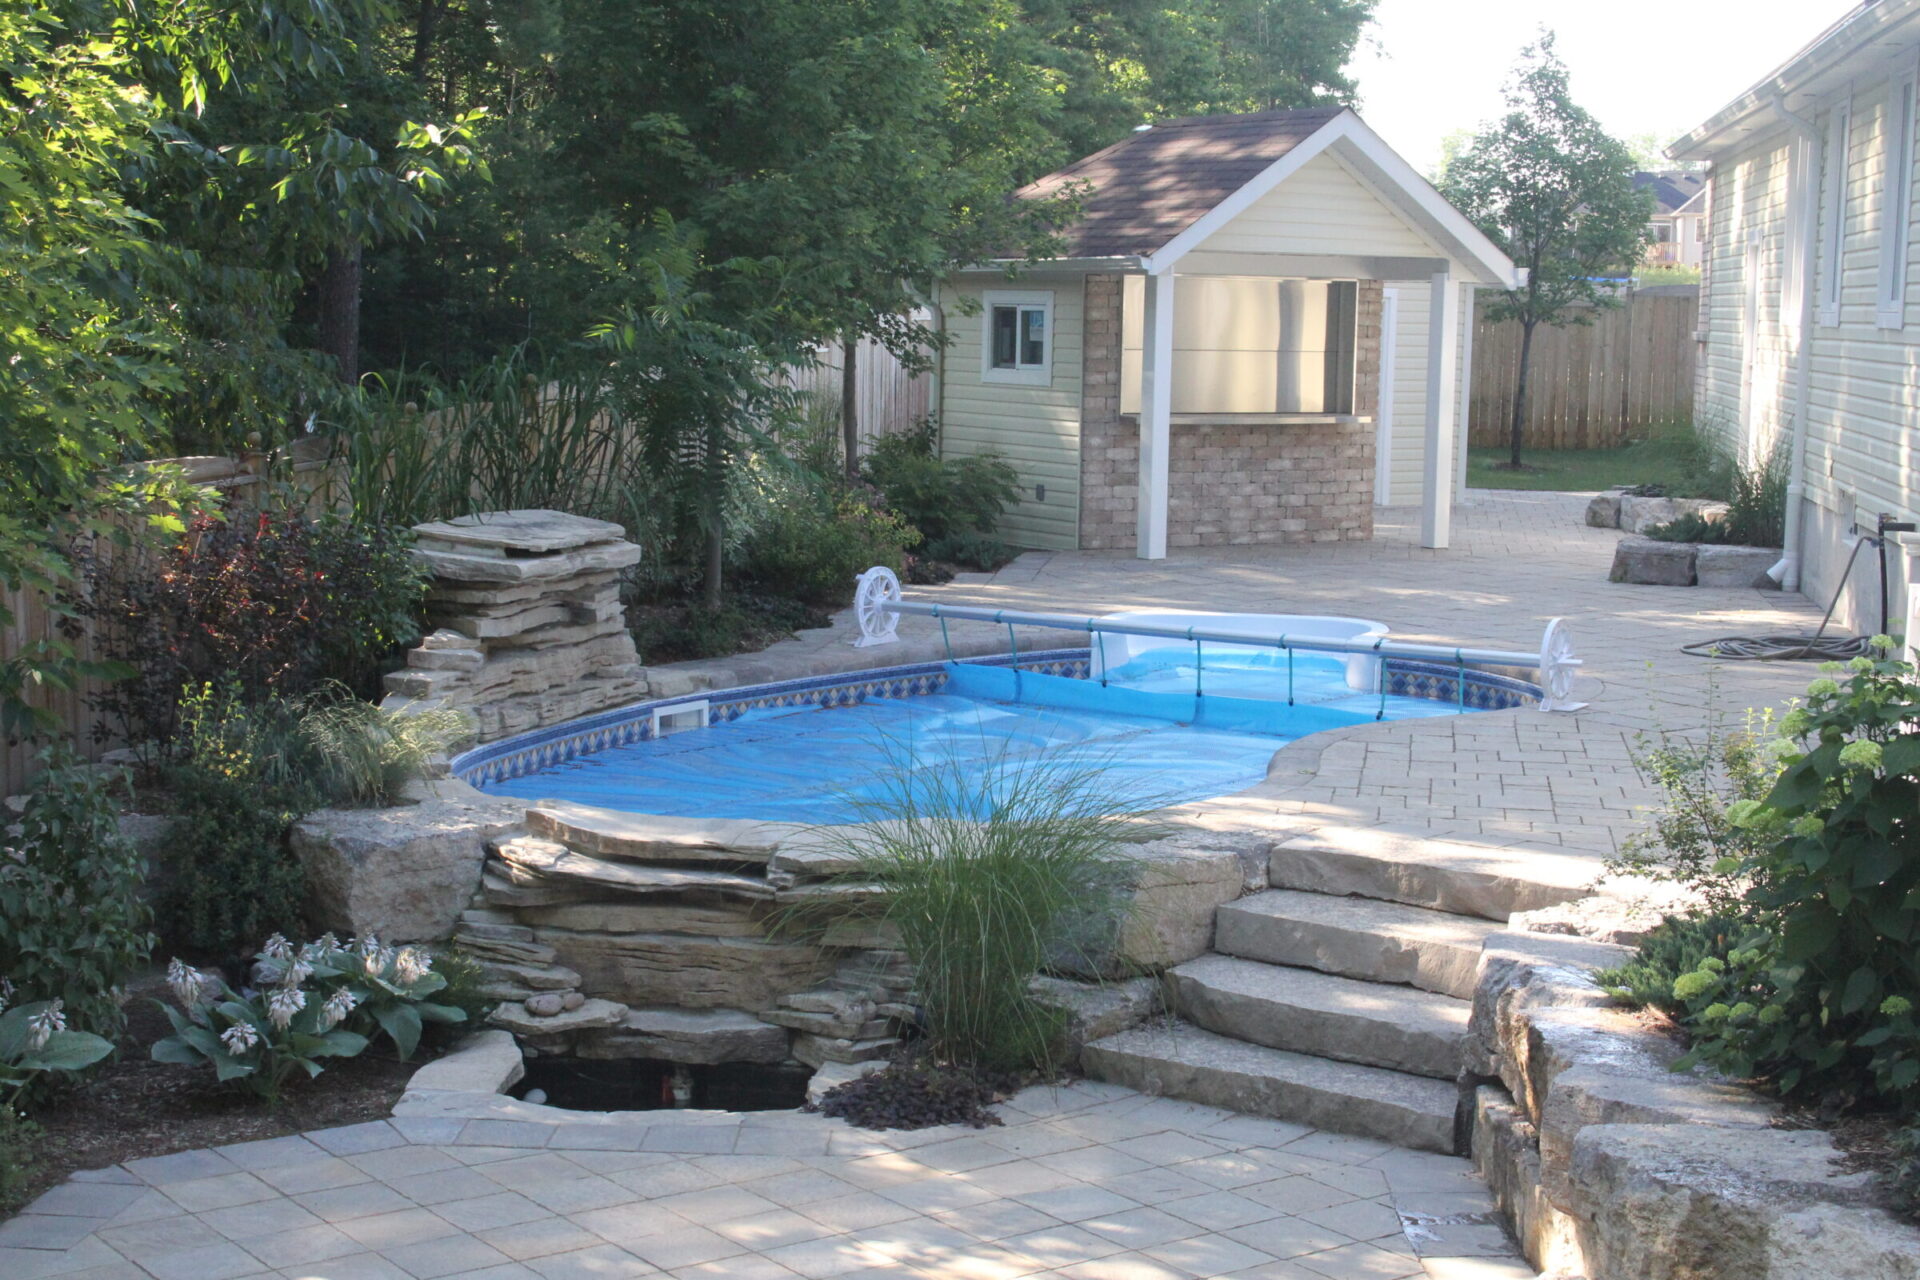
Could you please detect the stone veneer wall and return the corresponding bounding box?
[1078,275,1382,552]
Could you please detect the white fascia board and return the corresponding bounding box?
[955,256,1146,275]
[1142,111,1521,290]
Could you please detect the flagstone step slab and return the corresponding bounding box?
[1167,953,1469,1079]
[526,800,797,867]
[1214,890,1502,999]
[492,836,774,900]
[1082,1020,1458,1154]
[1267,828,1598,921]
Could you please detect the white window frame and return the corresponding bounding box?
[1819,94,1852,327]
[1879,64,1917,329]
[981,290,1053,386]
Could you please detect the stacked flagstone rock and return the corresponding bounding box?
[381,509,649,741]
[763,953,917,1068]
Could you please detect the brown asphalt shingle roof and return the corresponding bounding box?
[1017,107,1346,259]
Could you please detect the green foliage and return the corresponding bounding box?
[294,693,471,809]
[813,754,1146,1075]
[740,487,914,605]
[1440,35,1653,467]
[0,997,116,1106]
[87,510,427,749]
[0,1102,38,1217]
[1642,646,1920,1107]
[424,949,497,1048]
[154,934,468,1101]
[630,592,833,665]
[0,748,154,1040]
[157,686,316,960]
[924,531,1018,572]
[863,430,1023,548]
[1596,912,1742,1016]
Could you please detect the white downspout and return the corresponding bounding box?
[1770,95,1820,592]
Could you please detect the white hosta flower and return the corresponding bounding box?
[363,947,395,980]
[283,958,315,988]
[393,948,432,985]
[26,1000,65,1052]
[354,932,380,956]
[220,1022,261,1054]
[319,989,359,1031]
[167,958,205,1009]
[265,985,306,1031]
[262,934,294,962]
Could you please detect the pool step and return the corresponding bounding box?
[1167,954,1469,1079]
[1082,1020,1458,1155]
[525,799,796,866]
[491,835,775,900]
[1268,828,1597,921]
[1215,890,1501,999]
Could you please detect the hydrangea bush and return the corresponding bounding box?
[153,933,467,1100]
[1663,640,1920,1103]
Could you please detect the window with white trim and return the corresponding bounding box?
[1820,98,1851,326]
[981,291,1052,385]
[1880,69,1916,329]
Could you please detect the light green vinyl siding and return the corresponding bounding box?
[937,276,1084,550]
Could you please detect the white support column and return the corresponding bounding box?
[1421,269,1460,549]
[1136,270,1175,559]
[1453,283,1477,501]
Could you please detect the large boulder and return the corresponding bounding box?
[1568,1124,1887,1279]
[1695,544,1781,589]
[1054,835,1246,977]
[291,781,525,942]
[1585,493,1623,529]
[1618,495,1677,533]
[1609,536,1696,586]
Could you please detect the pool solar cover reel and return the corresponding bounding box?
[848,566,1586,713]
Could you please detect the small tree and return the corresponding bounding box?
[1441,34,1652,469]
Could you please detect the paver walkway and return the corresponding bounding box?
[4,490,1832,1280]
[1,1082,1528,1280]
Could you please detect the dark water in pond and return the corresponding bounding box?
[512,1058,813,1112]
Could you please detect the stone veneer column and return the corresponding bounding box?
[1079,274,1138,551]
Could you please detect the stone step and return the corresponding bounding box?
[1214,890,1501,999]
[1082,1020,1458,1155]
[1167,954,1469,1079]
[525,799,797,867]
[1267,828,1597,921]
[492,836,774,900]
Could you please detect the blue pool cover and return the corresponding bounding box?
[478,649,1470,824]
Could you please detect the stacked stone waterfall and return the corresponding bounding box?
[382,510,650,740]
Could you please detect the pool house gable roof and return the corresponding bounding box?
[1005,107,1521,287]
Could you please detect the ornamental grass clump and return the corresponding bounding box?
[815,750,1149,1077]
[1616,640,1920,1109]
[153,933,467,1101]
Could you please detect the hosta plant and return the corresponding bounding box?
[0,989,114,1103]
[263,933,469,1061]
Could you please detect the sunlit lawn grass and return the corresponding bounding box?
[1466,436,1710,494]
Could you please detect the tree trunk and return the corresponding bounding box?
[316,243,364,385]
[410,0,441,81]
[841,338,859,479]
[1509,319,1538,469]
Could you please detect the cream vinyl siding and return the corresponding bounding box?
[1194,152,1446,259]
[1696,68,1920,631]
[937,277,1083,550]
[1376,280,1471,507]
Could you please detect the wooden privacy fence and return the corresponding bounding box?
[1469,285,1696,450]
[779,332,934,455]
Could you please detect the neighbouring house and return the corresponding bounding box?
[931,108,1521,558]
[1634,170,1708,269]
[1672,0,1920,639]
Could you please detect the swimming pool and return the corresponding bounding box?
[455,644,1541,825]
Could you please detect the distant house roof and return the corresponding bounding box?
[1633,171,1707,216]
[1016,107,1344,258]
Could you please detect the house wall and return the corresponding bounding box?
[1079,275,1380,550]
[936,274,1085,550]
[1194,151,1442,258]
[1375,280,1476,508]
[1695,66,1920,634]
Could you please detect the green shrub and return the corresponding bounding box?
[0,747,154,1039]
[157,685,316,961]
[86,509,427,748]
[924,530,1016,572]
[1643,511,1734,544]
[863,427,1021,547]
[811,753,1143,1075]
[1723,446,1789,548]
[0,995,115,1104]
[1659,644,1920,1104]
[739,487,913,604]
[1596,912,1742,1016]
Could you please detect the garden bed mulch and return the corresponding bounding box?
[10,971,433,1216]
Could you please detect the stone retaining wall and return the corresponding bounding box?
[1469,907,1920,1277]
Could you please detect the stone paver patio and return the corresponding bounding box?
[3,490,1833,1280]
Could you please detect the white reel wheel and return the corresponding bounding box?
[1539,617,1586,712]
[851,566,903,648]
